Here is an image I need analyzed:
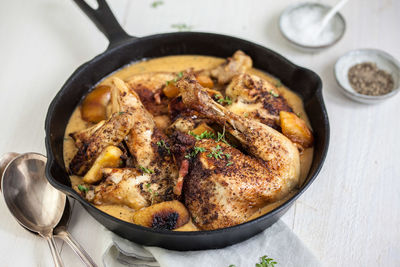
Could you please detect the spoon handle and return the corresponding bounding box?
[45,235,65,267]
[56,229,97,267]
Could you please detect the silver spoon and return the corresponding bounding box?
[1,152,65,267]
[0,152,97,267]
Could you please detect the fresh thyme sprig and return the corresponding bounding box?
[171,23,193,31]
[139,166,154,174]
[150,1,163,8]
[78,184,88,193]
[189,130,216,140]
[228,255,277,267]
[156,140,171,154]
[270,91,279,98]
[166,71,183,85]
[255,255,277,267]
[185,146,206,159]
[215,94,232,105]
[207,144,224,159]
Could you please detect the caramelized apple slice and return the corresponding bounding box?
[83,146,123,184]
[280,111,313,148]
[132,200,189,230]
[195,75,214,88]
[81,85,111,123]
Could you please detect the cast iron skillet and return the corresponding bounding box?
[45,0,329,251]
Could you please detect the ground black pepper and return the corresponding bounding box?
[348,62,394,96]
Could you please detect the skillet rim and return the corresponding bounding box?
[44,31,330,237]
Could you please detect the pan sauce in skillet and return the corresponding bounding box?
[63,53,313,231]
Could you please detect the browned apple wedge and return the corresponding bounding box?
[132,200,190,230]
[81,85,111,123]
[280,111,313,148]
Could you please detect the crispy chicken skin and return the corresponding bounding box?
[93,168,150,210]
[126,72,176,117]
[69,111,134,175]
[176,74,300,230]
[225,73,292,129]
[92,78,178,204]
[210,50,252,84]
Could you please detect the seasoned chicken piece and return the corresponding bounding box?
[93,168,150,210]
[210,50,252,84]
[69,111,134,175]
[126,72,175,117]
[110,78,178,199]
[176,74,300,230]
[225,73,292,129]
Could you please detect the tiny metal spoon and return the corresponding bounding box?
[0,152,97,267]
[1,153,65,267]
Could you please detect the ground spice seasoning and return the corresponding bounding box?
[348,62,394,96]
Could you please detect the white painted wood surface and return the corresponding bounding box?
[0,0,399,266]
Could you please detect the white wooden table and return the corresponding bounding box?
[0,0,399,266]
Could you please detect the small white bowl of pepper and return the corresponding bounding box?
[334,49,400,104]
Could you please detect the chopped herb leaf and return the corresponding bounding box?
[118,111,126,115]
[207,145,223,159]
[156,140,171,154]
[185,146,206,159]
[215,94,232,105]
[229,265,236,267]
[270,91,279,98]
[139,166,154,174]
[244,112,249,118]
[150,1,163,8]
[225,153,231,159]
[275,80,282,87]
[166,71,184,85]
[189,130,215,140]
[226,161,233,166]
[78,184,88,193]
[171,23,193,31]
[255,255,277,267]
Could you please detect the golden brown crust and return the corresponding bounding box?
[132,200,189,230]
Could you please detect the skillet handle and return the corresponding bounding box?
[72,0,134,49]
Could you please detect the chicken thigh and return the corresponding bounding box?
[175,74,300,230]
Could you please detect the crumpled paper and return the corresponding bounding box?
[102,220,321,267]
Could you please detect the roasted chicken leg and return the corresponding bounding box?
[175,74,300,230]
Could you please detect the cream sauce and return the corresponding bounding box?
[63,55,314,229]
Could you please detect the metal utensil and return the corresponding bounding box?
[54,199,97,267]
[0,152,97,267]
[1,153,65,267]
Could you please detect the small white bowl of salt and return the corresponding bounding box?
[279,2,346,52]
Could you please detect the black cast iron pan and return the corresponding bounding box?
[44,0,329,251]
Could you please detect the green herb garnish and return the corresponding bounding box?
[189,130,216,140]
[207,145,223,159]
[78,184,88,193]
[185,146,206,159]
[255,255,277,267]
[274,80,282,87]
[215,94,232,105]
[150,1,163,8]
[225,153,231,159]
[166,71,184,85]
[118,111,126,115]
[156,140,171,154]
[270,91,279,98]
[171,23,193,31]
[139,166,154,174]
[226,161,233,166]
